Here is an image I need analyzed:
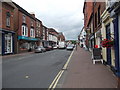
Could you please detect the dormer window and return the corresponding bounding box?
[6,12,11,27]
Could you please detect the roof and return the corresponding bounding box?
[13,2,35,20]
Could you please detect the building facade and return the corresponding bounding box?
[78,27,86,48]
[0,2,15,55]
[108,1,120,87]
[42,25,49,47]
[48,28,58,47]
[83,1,93,51]
[13,2,39,53]
[58,32,65,42]
[35,18,43,46]
[101,0,116,72]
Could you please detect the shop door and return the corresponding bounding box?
[5,34,13,54]
[106,24,111,65]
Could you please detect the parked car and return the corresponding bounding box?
[53,45,58,49]
[44,46,53,51]
[66,44,74,50]
[39,46,46,52]
[34,46,46,53]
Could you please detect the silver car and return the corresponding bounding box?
[66,45,74,50]
[35,46,46,53]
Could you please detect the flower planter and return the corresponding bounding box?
[101,39,114,48]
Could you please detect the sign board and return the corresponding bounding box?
[93,48,102,60]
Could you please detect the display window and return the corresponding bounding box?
[4,33,13,54]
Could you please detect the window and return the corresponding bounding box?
[98,6,101,24]
[95,13,97,28]
[30,28,35,37]
[6,12,10,27]
[31,20,33,26]
[23,15,26,23]
[22,25,28,36]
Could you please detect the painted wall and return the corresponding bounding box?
[101,8,115,67]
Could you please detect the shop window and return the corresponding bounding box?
[6,12,10,27]
[5,34,13,53]
[20,43,29,50]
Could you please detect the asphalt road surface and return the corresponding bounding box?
[2,49,72,88]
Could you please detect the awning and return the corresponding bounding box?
[18,36,39,41]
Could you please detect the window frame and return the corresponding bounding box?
[6,12,11,27]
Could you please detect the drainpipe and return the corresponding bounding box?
[93,1,96,48]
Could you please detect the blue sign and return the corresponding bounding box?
[18,36,39,41]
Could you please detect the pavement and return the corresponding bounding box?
[57,46,118,88]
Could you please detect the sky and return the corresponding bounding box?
[12,0,84,40]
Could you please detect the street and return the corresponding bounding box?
[2,49,72,88]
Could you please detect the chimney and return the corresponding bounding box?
[30,12,35,18]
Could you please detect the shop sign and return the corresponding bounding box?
[18,36,39,41]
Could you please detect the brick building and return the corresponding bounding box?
[93,2,106,48]
[35,18,43,46]
[42,25,49,47]
[0,1,15,55]
[58,32,65,42]
[13,2,39,53]
[83,0,106,50]
[83,1,94,51]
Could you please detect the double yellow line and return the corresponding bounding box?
[48,49,75,90]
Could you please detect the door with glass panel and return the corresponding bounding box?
[5,34,13,54]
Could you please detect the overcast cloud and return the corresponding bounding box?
[12,0,84,40]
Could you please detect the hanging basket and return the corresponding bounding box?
[101,39,114,48]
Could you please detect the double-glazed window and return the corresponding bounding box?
[6,12,10,27]
[22,25,28,36]
[30,28,35,37]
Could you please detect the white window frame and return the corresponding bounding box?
[6,14,10,27]
[22,25,28,36]
[30,28,35,37]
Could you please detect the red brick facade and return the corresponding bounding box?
[58,32,65,41]
[0,2,14,31]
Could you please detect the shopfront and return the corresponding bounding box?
[1,29,15,55]
[18,36,39,53]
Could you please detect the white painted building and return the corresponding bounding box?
[48,33,58,46]
[78,27,86,48]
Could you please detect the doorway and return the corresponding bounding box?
[5,33,13,54]
[106,24,111,65]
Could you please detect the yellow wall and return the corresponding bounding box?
[101,10,115,67]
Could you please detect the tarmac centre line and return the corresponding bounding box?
[48,48,75,89]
